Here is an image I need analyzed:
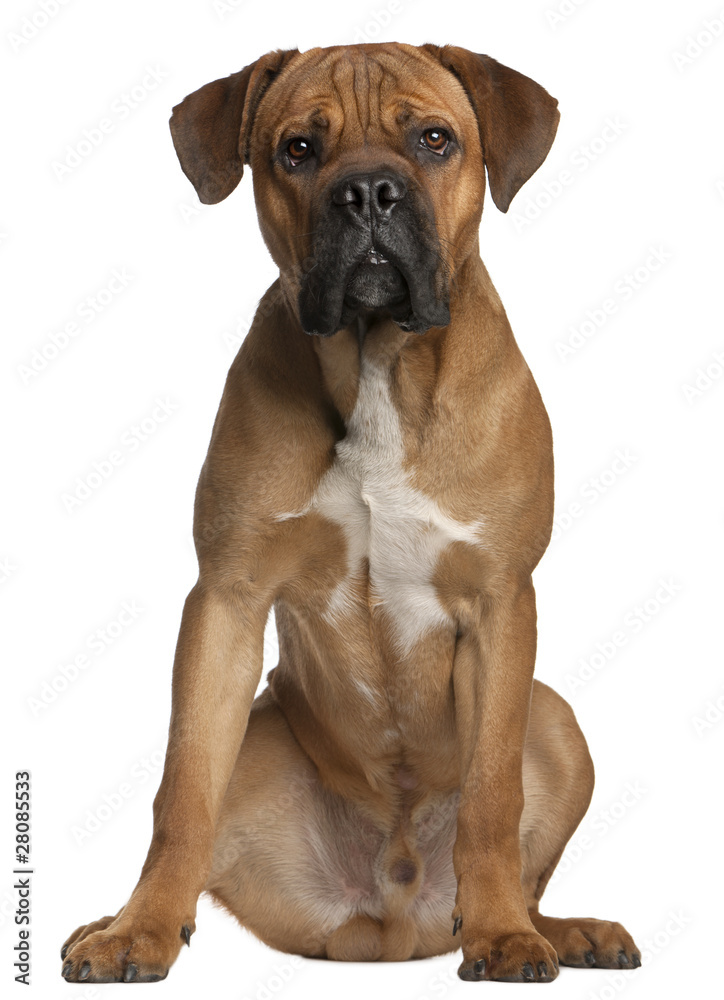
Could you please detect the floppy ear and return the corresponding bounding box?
[169,49,298,204]
[423,45,560,213]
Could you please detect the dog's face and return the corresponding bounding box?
[170,44,559,337]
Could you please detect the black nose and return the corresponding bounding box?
[331,171,407,220]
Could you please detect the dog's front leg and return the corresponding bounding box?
[452,576,559,983]
[61,580,270,983]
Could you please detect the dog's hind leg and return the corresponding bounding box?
[519,681,641,970]
[205,688,389,959]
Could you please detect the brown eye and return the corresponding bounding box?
[287,137,312,164]
[421,128,450,154]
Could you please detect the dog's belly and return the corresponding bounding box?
[299,352,483,657]
[298,781,460,934]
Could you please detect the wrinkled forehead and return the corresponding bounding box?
[256,43,475,147]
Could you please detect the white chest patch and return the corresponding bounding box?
[281,356,483,655]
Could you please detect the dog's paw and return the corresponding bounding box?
[60,912,193,983]
[457,928,559,982]
[534,916,641,970]
[61,914,118,961]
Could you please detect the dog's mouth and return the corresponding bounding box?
[299,223,451,337]
[364,247,390,266]
[342,247,410,316]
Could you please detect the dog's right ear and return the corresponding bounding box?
[170,49,298,205]
[422,45,559,213]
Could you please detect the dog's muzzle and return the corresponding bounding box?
[298,169,451,337]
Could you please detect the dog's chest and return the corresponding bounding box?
[308,357,481,655]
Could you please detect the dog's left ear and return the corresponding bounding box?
[423,46,559,213]
[170,48,298,204]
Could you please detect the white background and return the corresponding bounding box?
[2,0,722,997]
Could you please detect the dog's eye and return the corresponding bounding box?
[421,128,450,155]
[286,137,313,166]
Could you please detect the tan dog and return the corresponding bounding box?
[60,43,640,984]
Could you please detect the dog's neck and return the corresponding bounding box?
[309,252,514,424]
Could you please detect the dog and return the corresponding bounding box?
[60,42,641,984]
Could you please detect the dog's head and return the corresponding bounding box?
[170,44,559,337]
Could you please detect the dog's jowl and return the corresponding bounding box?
[61,43,641,985]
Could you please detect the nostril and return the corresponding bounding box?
[332,181,365,209]
[377,182,394,205]
[331,173,406,214]
[374,177,406,209]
